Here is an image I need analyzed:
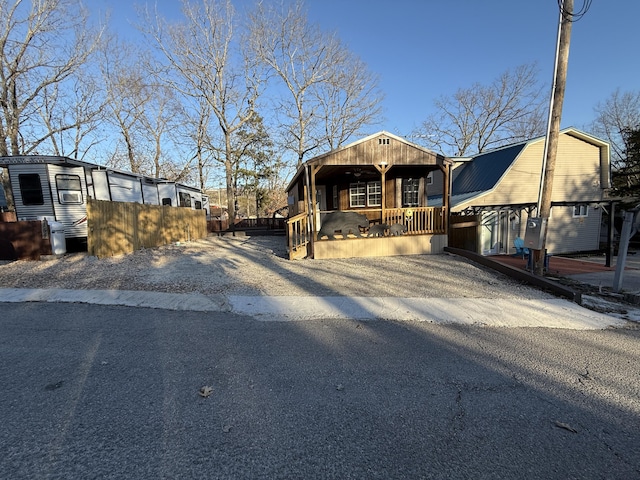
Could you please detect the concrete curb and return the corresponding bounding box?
[0,288,228,312]
[0,288,624,330]
[226,295,623,329]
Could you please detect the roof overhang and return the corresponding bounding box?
[0,155,94,168]
[286,130,448,192]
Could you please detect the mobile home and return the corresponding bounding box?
[0,155,208,241]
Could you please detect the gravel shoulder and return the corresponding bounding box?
[0,235,555,300]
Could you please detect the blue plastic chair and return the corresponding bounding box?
[513,237,529,258]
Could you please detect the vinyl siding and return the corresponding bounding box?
[455,134,604,209]
[9,164,55,220]
[48,164,88,238]
[522,206,602,254]
[547,135,603,202]
[428,162,467,197]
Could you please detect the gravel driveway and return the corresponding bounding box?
[0,235,554,300]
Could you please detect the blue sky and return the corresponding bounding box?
[97,0,639,140]
[302,0,639,137]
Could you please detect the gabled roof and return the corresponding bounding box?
[307,130,439,164]
[286,131,445,191]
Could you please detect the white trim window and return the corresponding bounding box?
[349,181,381,208]
[349,182,366,207]
[573,205,588,218]
[367,181,381,206]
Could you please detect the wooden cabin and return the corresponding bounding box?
[285,131,451,259]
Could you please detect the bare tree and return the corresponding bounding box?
[248,1,383,165]
[0,0,102,156]
[415,63,547,156]
[145,0,264,221]
[138,84,189,180]
[38,72,107,161]
[100,38,153,173]
[590,89,640,170]
[316,53,384,150]
[0,0,102,209]
[172,95,214,190]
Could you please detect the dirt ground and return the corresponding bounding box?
[0,235,555,300]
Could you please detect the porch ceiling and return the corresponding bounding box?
[313,164,441,183]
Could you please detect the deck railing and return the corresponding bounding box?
[287,207,447,258]
[383,207,447,234]
[286,212,310,259]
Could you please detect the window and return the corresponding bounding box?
[194,200,202,210]
[426,172,433,185]
[349,181,381,208]
[332,185,338,209]
[349,182,366,207]
[573,205,588,217]
[378,138,390,145]
[178,192,191,207]
[55,174,82,204]
[367,181,381,206]
[18,174,44,205]
[162,198,172,206]
[402,178,420,207]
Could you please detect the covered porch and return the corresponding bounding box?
[286,131,451,260]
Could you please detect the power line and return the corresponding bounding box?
[558,0,592,22]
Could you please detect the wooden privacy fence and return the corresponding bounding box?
[87,199,207,258]
[448,214,480,252]
[0,220,51,260]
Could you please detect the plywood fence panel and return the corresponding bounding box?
[0,220,50,260]
[88,199,206,258]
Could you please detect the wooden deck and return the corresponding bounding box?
[490,254,616,276]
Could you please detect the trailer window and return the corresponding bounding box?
[162,198,172,206]
[194,200,202,209]
[18,174,44,205]
[178,192,191,207]
[55,174,83,204]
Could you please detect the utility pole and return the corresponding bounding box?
[534,0,573,275]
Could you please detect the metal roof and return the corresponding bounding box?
[452,143,526,195]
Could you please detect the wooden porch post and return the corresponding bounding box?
[441,159,453,233]
[374,163,390,223]
[303,164,313,257]
[310,165,320,240]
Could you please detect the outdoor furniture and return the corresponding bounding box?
[513,237,529,259]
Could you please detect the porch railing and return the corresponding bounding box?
[287,207,447,257]
[383,207,447,234]
[286,212,310,259]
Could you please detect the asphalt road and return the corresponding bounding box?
[1,303,639,479]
